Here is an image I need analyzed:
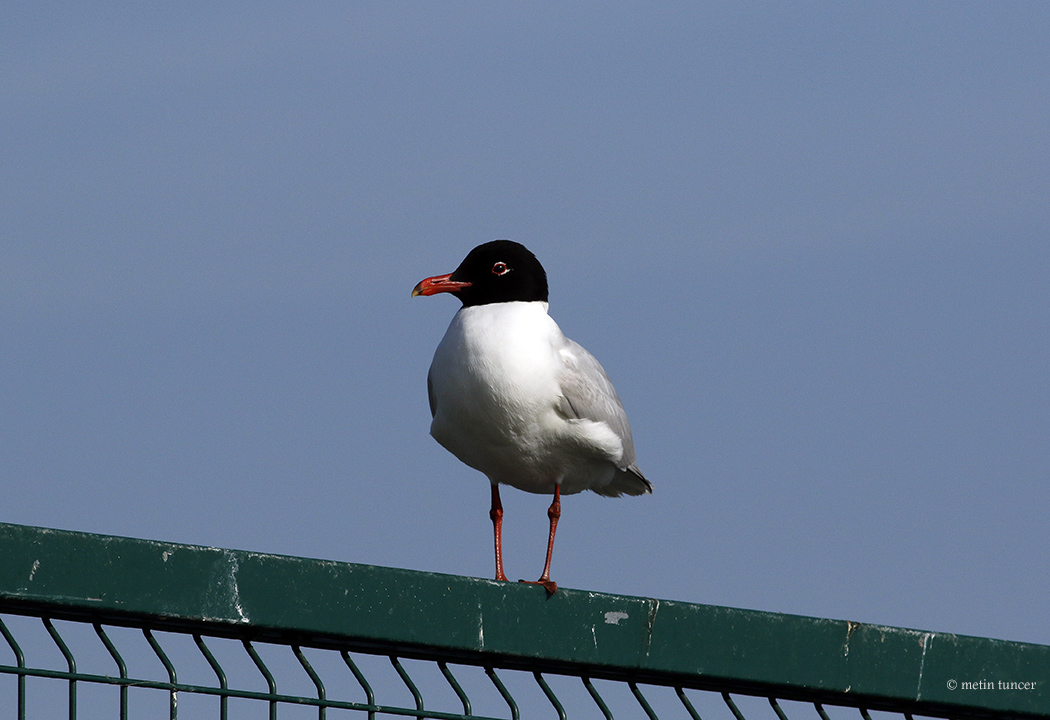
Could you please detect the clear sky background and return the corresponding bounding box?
[2,3,1047,649]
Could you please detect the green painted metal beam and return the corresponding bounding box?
[1,521,1047,718]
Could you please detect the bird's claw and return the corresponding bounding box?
[519,578,558,595]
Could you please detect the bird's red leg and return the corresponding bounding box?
[521,484,560,594]
[490,484,509,582]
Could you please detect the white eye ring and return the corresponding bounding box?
[492,262,510,276]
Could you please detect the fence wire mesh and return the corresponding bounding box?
[0,610,1017,720]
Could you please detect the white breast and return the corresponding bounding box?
[428,302,624,495]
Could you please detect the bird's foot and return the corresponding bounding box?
[495,571,509,582]
[519,578,558,595]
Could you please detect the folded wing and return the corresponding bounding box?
[556,340,652,497]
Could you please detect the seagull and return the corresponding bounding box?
[412,240,651,593]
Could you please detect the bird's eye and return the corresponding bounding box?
[491,262,509,276]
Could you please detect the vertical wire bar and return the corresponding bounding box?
[814,704,832,720]
[43,618,76,720]
[534,673,567,720]
[194,635,228,720]
[437,661,471,717]
[722,692,747,720]
[143,629,177,720]
[0,616,27,720]
[581,677,613,720]
[293,645,327,720]
[676,687,703,720]
[629,682,658,720]
[769,697,790,720]
[389,656,424,714]
[340,651,375,720]
[94,624,128,720]
[860,709,874,720]
[243,640,278,720]
[485,667,519,720]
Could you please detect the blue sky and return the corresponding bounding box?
[2,3,1048,647]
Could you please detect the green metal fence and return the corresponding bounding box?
[0,522,1046,719]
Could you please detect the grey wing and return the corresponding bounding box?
[557,339,652,496]
[427,367,437,418]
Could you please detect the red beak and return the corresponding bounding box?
[411,273,472,297]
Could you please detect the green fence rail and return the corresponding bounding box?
[0,522,1046,719]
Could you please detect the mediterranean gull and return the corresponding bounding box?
[412,240,651,593]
